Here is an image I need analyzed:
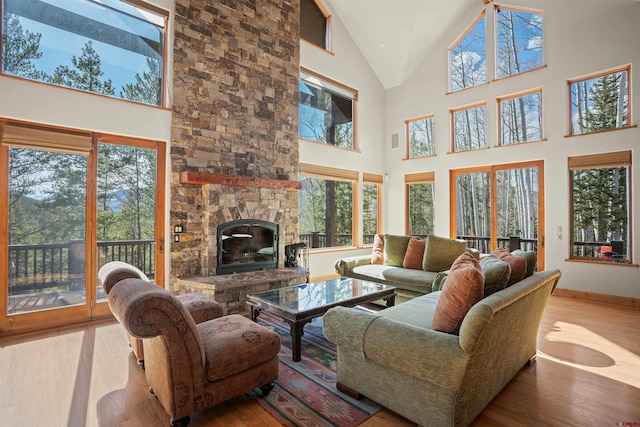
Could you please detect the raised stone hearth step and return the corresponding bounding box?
[176,267,309,315]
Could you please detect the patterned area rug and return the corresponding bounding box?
[248,312,382,427]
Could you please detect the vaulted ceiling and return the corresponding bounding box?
[327,0,478,89]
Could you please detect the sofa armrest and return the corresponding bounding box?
[324,306,469,390]
[323,306,379,358]
[334,255,372,275]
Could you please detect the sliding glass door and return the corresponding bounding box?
[1,123,165,334]
[451,161,544,269]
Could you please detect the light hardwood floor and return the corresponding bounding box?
[0,295,638,427]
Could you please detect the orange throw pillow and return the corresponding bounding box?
[403,237,426,270]
[432,252,484,335]
[371,234,384,264]
[492,248,527,286]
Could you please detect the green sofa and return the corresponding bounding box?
[323,268,561,427]
[334,234,476,303]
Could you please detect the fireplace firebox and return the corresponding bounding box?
[216,220,278,275]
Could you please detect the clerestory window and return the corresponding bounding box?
[498,88,543,145]
[299,68,356,150]
[451,102,487,152]
[495,6,543,79]
[569,65,631,136]
[1,0,167,107]
[300,0,331,51]
[449,11,486,92]
[406,114,435,159]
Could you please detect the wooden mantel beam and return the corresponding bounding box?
[179,171,302,191]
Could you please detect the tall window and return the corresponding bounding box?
[569,151,631,263]
[495,6,543,79]
[569,65,630,136]
[300,0,331,51]
[362,173,382,245]
[451,102,487,152]
[498,88,543,145]
[406,114,435,159]
[299,69,356,150]
[299,164,357,249]
[405,172,434,238]
[1,0,167,106]
[449,11,486,92]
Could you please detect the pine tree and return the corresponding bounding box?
[585,73,626,132]
[120,57,161,106]
[50,41,115,95]
[1,13,47,80]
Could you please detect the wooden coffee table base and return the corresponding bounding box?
[250,292,395,362]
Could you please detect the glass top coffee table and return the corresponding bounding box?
[248,277,396,362]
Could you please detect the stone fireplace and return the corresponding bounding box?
[169,0,301,290]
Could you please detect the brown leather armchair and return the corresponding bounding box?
[106,277,281,427]
[98,261,223,366]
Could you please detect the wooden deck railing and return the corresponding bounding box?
[8,240,154,293]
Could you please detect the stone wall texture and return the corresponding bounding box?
[170,0,300,286]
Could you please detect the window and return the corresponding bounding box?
[451,102,487,152]
[569,65,630,136]
[498,88,543,145]
[406,114,435,159]
[1,0,167,106]
[449,11,486,92]
[495,6,543,79]
[299,69,356,149]
[569,151,632,263]
[299,164,357,249]
[300,0,331,51]
[405,172,434,237]
[362,173,382,245]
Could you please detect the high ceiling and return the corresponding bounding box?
[327,0,478,89]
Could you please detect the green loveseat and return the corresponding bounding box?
[334,234,477,303]
[324,268,561,427]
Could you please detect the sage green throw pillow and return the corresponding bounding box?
[479,255,511,297]
[383,234,411,267]
[511,249,537,278]
[422,235,468,272]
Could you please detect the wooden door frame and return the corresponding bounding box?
[449,160,545,269]
[0,122,166,336]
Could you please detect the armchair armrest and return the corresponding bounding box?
[334,255,372,275]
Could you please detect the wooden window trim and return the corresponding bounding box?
[448,10,486,93]
[405,113,435,160]
[496,87,544,146]
[567,64,632,137]
[450,101,487,153]
[568,151,632,264]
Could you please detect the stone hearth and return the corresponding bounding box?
[176,267,309,315]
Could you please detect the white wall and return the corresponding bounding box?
[299,4,387,278]
[383,0,640,298]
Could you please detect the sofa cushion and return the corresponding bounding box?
[403,237,426,270]
[479,255,511,297]
[432,252,484,334]
[511,249,537,278]
[371,234,385,264]
[492,248,527,286]
[384,234,412,267]
[423,235,468,272]
[351,264,437,294]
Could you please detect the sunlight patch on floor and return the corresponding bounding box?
[538,321,640,388]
